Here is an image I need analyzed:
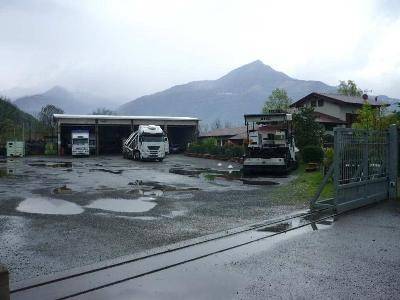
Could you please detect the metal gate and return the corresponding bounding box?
[311,125,398,212]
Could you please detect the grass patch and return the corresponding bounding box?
[268,164,333,206]
[203,173,218,181]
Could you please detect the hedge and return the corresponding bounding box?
[301,145,324,163]
[187,141,244,158]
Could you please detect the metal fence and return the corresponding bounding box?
[311,125,398,212]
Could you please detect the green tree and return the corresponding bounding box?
[262,88,291,113]
[38,104,64,129]
[293,107,323,150]
[92,107,115,115]
[337,80,363,96]
[352,102,395,130]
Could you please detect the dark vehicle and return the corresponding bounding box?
[169,144,182,154]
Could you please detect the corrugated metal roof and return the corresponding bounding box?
[53,114,199,121]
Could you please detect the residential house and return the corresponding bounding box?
[290,92,389,134]
[199,127,248,146]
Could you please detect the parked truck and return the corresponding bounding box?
[71,130,90,156]
[123,125,166,161]
[243,112,298,175]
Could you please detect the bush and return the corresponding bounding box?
[302,145,324,163]
[187,140,244,158]
[44,143,57,155]
[324,147,334,167]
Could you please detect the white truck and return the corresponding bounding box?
[71,130,90,156]
[243,112,298,175]
[123,125,166,161]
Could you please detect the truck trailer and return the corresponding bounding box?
[123,125,166,161]
[243,112,298,175]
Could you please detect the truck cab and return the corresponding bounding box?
[71,130,90,156]
[123,125,166,161]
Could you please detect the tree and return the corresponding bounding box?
[293,107,323,150]
[262,88,291,113]
[38,104,64,129]
[352,102,395,130]
[92,107,115,115]
[337,80,363,97]
[210,118,222,130]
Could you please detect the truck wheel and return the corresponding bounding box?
[134,151,141,160]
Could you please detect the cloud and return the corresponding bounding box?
[0,0,399,101]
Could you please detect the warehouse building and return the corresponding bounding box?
[53,114,199,156]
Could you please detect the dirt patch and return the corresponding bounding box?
[53,185,73,194]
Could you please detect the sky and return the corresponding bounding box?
[0,0,400,103]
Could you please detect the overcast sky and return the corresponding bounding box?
[1,0,399,102]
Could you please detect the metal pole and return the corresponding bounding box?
[388,124,398,200]
[57,121,61,156]
[333,128,340,210]
[95,121,99,156]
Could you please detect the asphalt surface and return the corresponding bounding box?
[76,201,400,300]
[0,154,301,283]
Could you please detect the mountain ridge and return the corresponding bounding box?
[12,86,116,116]
[118,60,337,124]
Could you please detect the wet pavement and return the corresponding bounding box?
[10,201,399,300]
[0,154,300,283]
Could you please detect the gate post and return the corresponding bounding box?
[388,124,398,200]
[333,128,340,209]
[0,264,10,300]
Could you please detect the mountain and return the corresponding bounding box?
[13,86,89,116]
[0,97,37,125]
[12,86,116,117]
[118,60,337,125]
[377,95,399,112]
[0,97,39,146]
[0,87,39,100]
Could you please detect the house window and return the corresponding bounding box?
[317,99,324,107]
[311,100,316,107]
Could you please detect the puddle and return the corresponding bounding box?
[140,189,164,197]
[118,216,158,221]
[164,193,194,200]
[259,222,291,232]
[258,216,334,233]
[169,167,211,176]
[162,210,187,218]
[16,197,84,215]
[89,168,123,174]
[28,161,72,168]
[241,178,279,185]
[86,197,156,213]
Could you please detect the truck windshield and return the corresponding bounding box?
[72,138,88,145]
[141,135,164,142]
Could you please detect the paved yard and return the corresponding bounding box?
[81,201,400,300]
[0,154,301,282]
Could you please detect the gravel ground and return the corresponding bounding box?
[0,154,302,283]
